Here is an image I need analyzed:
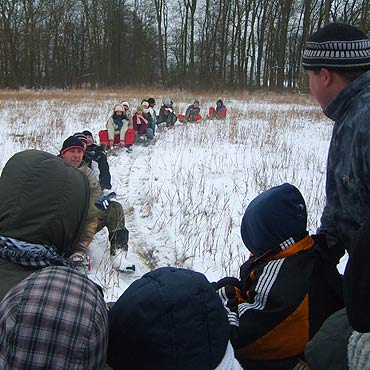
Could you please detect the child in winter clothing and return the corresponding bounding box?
[178,99,202,123]
[209,99,227,119]
[158,97,177,127]
[142,100,157,135]
[0,266,108,370]
[133,105,154,143]
[99,104,134,151]
[107,267,243,370]
[214,183,343,370]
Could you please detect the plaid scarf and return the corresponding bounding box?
[0,235,74,268]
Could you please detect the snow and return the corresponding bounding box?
[0,93,348,301]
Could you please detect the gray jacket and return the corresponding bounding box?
[320,70,370,262]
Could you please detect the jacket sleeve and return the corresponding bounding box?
[185,105,192,121]
[229,258,311,359]
[106,117,115,141]
[343,218,370,332]
[97,151,112,190]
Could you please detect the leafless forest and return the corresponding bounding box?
[0,0,368,90]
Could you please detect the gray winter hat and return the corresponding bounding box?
[302,23,370,71]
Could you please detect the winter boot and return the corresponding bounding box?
[109,227,129,256]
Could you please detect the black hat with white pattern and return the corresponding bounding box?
[302,23,370,71]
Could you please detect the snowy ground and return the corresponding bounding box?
[0,91,347,301]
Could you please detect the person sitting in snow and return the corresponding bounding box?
[133,105,154,145]
[147,97,157,124]
[213,183,343,370]
[77,130,112,191]
[158,97,177,127]
[0,149,101,300]
[208,99,227,120]
[99,104,134,152]
[60,136,130,265]
[178,100,202,123]
[107,267,243,370]
[141,100,157,135]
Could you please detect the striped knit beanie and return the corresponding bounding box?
[302,23,370,71]
[61,135,85,155]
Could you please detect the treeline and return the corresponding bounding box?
[0,0,368,90]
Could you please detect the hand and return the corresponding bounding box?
[95,195,112,210]
[108,140,114,147]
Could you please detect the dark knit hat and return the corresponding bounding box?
[61,136,85,155]
[302,23,370,71]
[107,267,230,370]
[82,130,93,138]
[241,183,307,257]
[0,266,108,369]
[73,132,88,145]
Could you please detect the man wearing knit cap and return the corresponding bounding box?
[213,183,343,370]
[60,135,85,168]
[60,136,131,271]
[178,99,202,123]
[302,23,370,264]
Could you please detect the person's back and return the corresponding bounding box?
[0,150,100,300]
[107,267,243,370]
[214,183,343,369]
[0,266,108,370]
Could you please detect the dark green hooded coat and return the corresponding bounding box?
[0,150,98,300]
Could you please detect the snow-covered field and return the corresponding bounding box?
[0,90,346,301]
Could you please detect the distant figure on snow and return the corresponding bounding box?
[208,99,227,120]
[158,97,177,127]
[99,104,135,151]
[178,100,202,123]
[133,105,154,145]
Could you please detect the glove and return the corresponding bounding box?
[95,195,112,210]
[108,140,114,147]
[119,140,126,147]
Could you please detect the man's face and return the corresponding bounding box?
[62,148,84,168]
[194,102,199,108]
[307,69,331,108]
[86,135,94,146]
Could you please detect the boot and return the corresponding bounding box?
[109,227,129,256]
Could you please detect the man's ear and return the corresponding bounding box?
[321,68,333,87]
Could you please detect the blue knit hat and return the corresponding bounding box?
[241,183,307,257]
[107,267,230,370]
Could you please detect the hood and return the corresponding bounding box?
[0,150,94,256]
[241,183,307,257]
[0,266,108,369]
[108,267,230,370]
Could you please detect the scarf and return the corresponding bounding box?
[113,114,124,130]
[0,235,75,269]
[217,104,226,113]
[135,114,148,125]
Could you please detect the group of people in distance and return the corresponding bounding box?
[0,22,369,370]
[98,97,228,153]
